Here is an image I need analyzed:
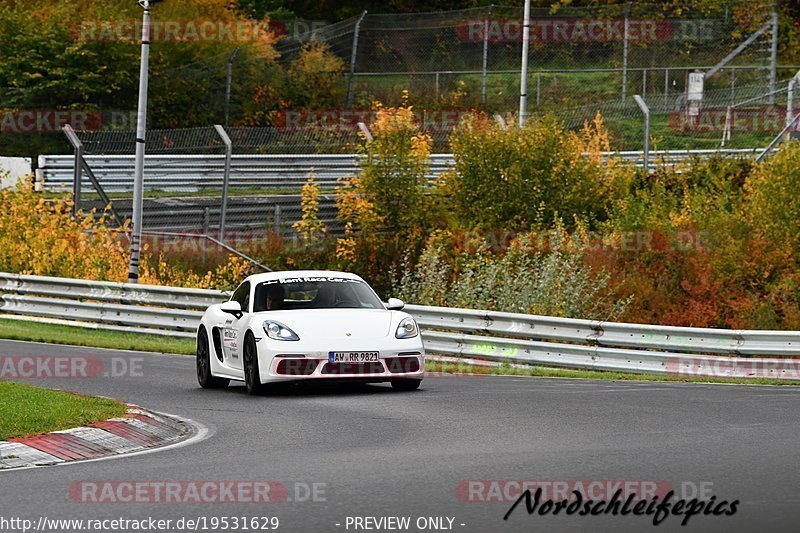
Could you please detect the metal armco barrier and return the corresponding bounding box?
[37,150,762,193]
[1,272,799,379]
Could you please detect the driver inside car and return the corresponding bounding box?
[265,284,285,311]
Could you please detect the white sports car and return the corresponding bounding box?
[196,270,425,395]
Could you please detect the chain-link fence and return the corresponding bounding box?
[139,0,797,151]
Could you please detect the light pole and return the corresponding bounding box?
[518,0,531,127]
[128,0,161,283]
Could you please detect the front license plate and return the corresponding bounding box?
[329,351,379,363]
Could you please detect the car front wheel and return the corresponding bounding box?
[197,327,229,389]
[243,333,266,396]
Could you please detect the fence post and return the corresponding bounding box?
[621,2,632,106]
[214,125,233,242]
[273,204,282,236]
[642,68,647,97]
[633,95,650,173]
[537,71,541,107]
[62,125,83,217]
[768,0,779,104]
[346,11,367,109]
[480,4,494,106]
[730,68,736,104]
[787,72,799,136]
[664,68,669,111]
[224,47,240,127]
[202,207,210,266]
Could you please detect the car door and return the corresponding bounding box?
[223,281,250,370]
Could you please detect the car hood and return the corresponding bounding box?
[252,309,397,340]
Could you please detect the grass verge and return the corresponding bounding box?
[0,381,126,440]
[426,359,800,386]
[0,318,195,355]
[0,317,797,386]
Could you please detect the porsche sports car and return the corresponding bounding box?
[196,271,425,394]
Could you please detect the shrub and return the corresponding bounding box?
[287,40,346,109]
[0,184,129,280]
[745,142,800,253]
[446,112,630,231]
[0,184,252,290]
[293,173,327,244]
[393,227,631,320]
[335,97,442,287]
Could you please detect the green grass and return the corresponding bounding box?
[0,318,195,355]
[0,318,796,386]
[0,381,126,440]
[427,359,800,387]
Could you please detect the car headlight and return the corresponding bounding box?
[263,320,300,341]
[396,317,419,339]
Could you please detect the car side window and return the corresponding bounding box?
[231,282,250,313]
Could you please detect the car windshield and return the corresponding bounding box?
[253,277,384,312]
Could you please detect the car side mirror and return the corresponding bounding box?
[386,298,405,311]
[221,300,243,318]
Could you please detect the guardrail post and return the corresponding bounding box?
[62,125,83,216]
[213,125,233,242]
[346,11,367,109]
[633,95,650,173]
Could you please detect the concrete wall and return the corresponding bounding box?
[0,157,32,188]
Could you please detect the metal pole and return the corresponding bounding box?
[202,207,209,267]
[128,0,153,284]
[721,106,732,147]
[757,111,800,162]
[633,95,650,173]
[621,2,632,106]
[664,68,669,112]
[214,125,232,242]
[346,11,367,109]
[224,47,240,127]
[787,72,799,133]
[769,0,779,104]
[519,0,531,127]
[730,68,735,104]
[642,69,647,97]
[63,125,83,217]
[481,4,494,106]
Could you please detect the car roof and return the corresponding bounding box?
[243,270,366,286]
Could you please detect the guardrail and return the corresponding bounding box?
[2,272,798,379]
[37,150,762,193]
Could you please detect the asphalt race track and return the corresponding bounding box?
[2,339,800,533]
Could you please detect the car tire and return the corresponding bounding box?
[391,379,422,391]
[243,332,266,396]
[197,327,229,389]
